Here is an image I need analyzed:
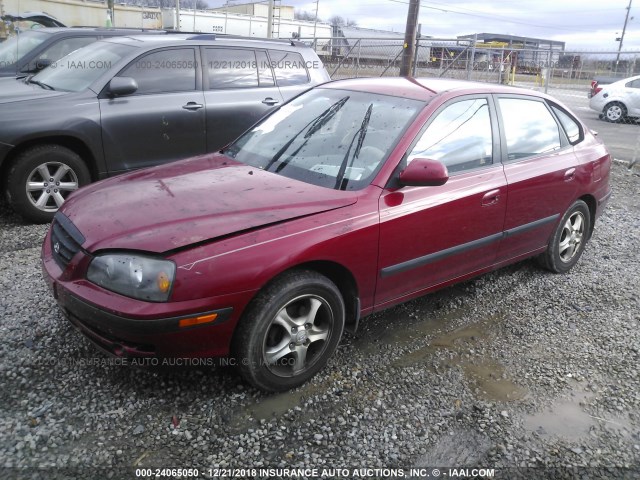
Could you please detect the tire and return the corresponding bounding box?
[603,102,626,123]
[538,200,591,274]
[5,145,91,223]
[232,270,345,392]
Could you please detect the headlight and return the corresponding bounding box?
[87,254,176,302]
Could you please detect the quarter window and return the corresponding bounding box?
[551,105,581,144]
[408,98,493,174]
[268,50,309,86]
[120,48,196,94]
[626,79,640,88]
[499,98,562,161]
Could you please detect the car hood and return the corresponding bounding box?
[2,12,66,27]
[0,77,68,103]
[61,153,358,253]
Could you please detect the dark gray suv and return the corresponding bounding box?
[0,34,330,222]
[0,27,168,78]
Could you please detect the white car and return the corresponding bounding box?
[589,74,640,123]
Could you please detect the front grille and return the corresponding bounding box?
[51,212,85,270]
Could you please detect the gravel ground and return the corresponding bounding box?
[0,162,639,480]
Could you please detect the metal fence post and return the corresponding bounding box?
[467,35,477,81]
[544,49,551,94]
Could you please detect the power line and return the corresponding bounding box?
[385,0,633,33]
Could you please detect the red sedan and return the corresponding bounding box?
[41,77,611,391]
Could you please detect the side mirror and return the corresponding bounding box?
[108,77,138,97]
[398,158,449,187]
[34,58,53,71]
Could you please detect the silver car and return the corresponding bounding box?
[589,74,640,123]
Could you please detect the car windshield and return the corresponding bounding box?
[226,88,424,190]
[0,31,49,67]
[32,41,136,92]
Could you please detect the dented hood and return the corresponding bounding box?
[61,154,358,253]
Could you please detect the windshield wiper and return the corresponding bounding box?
[334,103,373,190]
[264,96,350,173]
[25,75,54,90]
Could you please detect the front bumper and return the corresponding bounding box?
[42,227,255,358]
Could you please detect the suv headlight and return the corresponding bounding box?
[87,253,175,302]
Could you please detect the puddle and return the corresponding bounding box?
[226,376,337,432]
[523,387,633,440]
[356,307,465,357]
[460,361,528,402]
[390,315,528,402]
[523,390,596,440]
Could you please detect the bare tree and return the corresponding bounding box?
[295,10,317,21]
[328,15,357,27]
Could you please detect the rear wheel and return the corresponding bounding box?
[538,200,591,273]
[603,102,626,123]
[233,270,345,392]
[5,145,91,223]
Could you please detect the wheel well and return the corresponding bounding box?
[578,194,597,239]
[283,261,360,327]
[605,100,627,111]
[0,137,98,186]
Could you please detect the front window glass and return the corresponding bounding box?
[0,31,49,67]
[408,98,493,174]
[33,41,135,92]
[226,88,424,190]
[499,98,562,161]
[119,48,197,94]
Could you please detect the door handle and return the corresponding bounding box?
[262,97,279,106]
[182,102,204,111]
[481,189,501,206]
[564,168,576,182]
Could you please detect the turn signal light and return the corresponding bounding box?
[178,313,218,328]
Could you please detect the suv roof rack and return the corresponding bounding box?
[186,33,304,47]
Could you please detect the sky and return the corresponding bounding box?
[206,0,640,51]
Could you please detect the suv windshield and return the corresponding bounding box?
[32,41,136,92]
[0,31,49,68]
[226,88,423,190]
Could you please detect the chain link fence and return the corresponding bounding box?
[302,36,640,94]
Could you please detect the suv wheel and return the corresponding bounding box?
[6,145,91,223]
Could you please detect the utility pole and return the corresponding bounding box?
[267,0,274,38]
[313,0,319,39]
[615,0,633,74]
[400,0,420,77]
[175,0,180,32]
[107,0,114,26]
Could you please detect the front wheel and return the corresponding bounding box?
[5,144,91,223]
[233,270,345,392]
[538,200,591,273]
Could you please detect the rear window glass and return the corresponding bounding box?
[499,98,562,161]
[207,48,259,89]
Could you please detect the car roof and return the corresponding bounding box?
[320,77,535,102]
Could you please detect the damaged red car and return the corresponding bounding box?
[42,78,611,391]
